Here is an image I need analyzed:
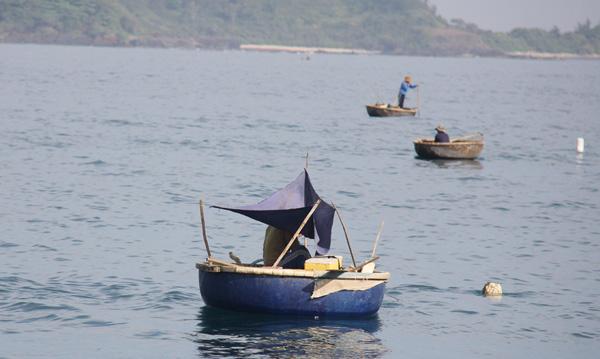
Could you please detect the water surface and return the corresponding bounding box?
[1,44,599,358]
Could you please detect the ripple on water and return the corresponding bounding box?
[401,284,443,293]
[450,309,479,315]
[2,302,79,313]
[0,241,19,248]
[135,330,169,339]
[159,290,197,304]
[104,119,145,127]
[32,244,57,251]
[81,159,108,166]
[336,190,360,198]
[572,332,596,339]
[82,320,123,327]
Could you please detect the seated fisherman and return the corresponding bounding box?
[434,124,450,143]
[263,225,310,269]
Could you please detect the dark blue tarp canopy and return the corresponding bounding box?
[213,170,335,254]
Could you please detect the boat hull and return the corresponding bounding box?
[366,104,417,117]
[414,140,484,159]
[198,268,386,317]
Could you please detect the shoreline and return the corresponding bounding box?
[240,44,380,55]
[1,41,599,60]
[505,51,600,60]
[240,44,600,60]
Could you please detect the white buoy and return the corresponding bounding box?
[482,282,503,297]
[577,138,585,153]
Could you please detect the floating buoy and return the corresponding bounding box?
[482,282,502,296]
[577,138,585,153]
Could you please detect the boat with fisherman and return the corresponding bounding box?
[413,133,484,159]
[366,103,417,117]
[196,169,389,317]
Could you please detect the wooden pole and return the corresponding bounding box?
[207,257,238,267]
[272,199,321,268]
[371,220,384,258]
[333,204,357,268]
[199,199,212,258]
[417,85,421,117]
[351,256,380,272]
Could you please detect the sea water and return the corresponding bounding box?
[1,44,599,358]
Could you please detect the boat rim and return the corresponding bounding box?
[197,261,390,281]
[413,138,484,145]
[367,104,417,111]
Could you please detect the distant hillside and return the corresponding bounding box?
[1,0,599,56]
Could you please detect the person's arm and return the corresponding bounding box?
[410,83,418,89]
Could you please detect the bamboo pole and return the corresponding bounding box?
[207,257,238,267]
[417,85,421,117]
[371,220,384,258]
[351,256,380,272]
[333,204,357,268]
[272,199,321,268]
[199,199,212,258]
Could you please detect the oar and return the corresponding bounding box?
[452,132,483,142]
[416,86,420,117]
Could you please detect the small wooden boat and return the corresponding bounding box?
[196,169,389,317]
[366,103,417,117]
[414,134,484,159]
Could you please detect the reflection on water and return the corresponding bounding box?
[414,157,484,169]
[191,306,386,358]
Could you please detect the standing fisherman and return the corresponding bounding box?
[398,75,418,108]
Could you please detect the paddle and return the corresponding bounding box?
[452,132,484,142]
[416,85,421,117]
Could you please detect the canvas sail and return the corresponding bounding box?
[213,170,335,254]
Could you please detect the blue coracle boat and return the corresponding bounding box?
[196,169,389,317]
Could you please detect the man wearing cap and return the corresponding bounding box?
[434,125,450,143]
[398,75,418,109]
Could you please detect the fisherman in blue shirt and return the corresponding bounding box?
[398,75,418,108]
[434,124,450,143]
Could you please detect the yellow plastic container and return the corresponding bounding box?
[304,256,343,271]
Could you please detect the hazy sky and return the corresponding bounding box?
[428,0,600,32]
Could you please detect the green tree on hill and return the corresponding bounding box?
[0,0,598,56]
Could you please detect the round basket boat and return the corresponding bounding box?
[197,262,389,317]
[413,138,484,159]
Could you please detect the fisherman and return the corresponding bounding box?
[398,75,418,108]
[434,124,450,143]
[263,225,310,268]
